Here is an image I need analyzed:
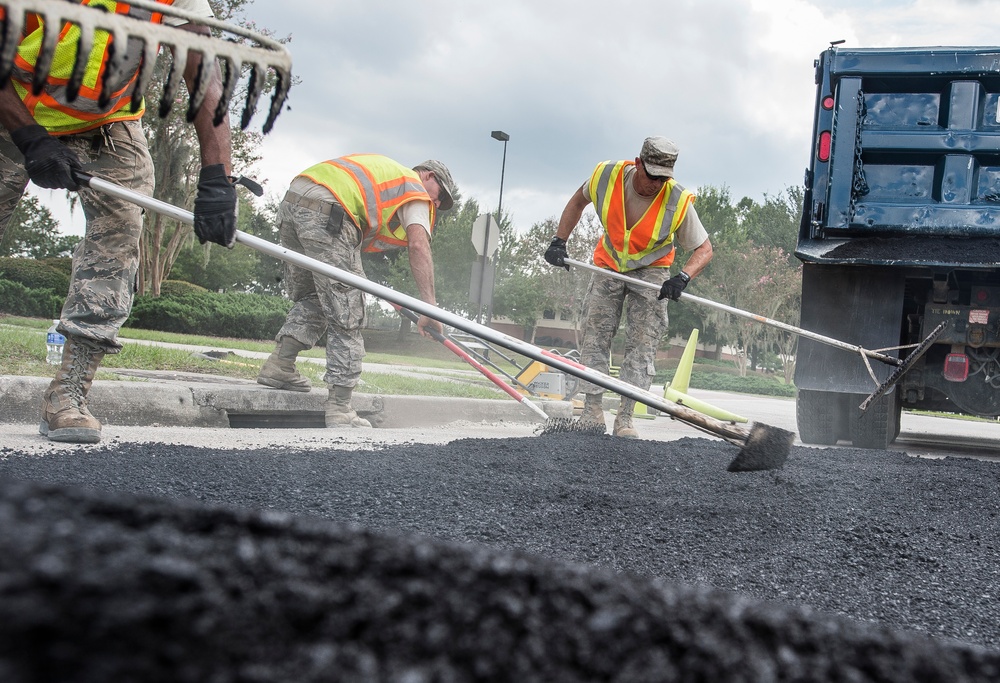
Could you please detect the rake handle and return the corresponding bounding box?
[564,257,903,367]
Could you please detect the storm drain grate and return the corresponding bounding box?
[227,412,326,429]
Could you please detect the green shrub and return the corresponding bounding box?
[37,257,73,276]
[159,280,210,296]
[699,372,795,397]
[0,257,70,293]
[0,279,65,318]
[127,290,293,340]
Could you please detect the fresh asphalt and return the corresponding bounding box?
[2,334,999,458]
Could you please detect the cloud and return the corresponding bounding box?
[39,0,1000,237]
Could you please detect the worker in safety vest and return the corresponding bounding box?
[0,0,238,444]
[256,155,458,429]
[544,136,714,438]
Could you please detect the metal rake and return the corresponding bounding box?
[0,0,292,133]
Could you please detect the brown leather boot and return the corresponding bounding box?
[577,393,606,428]
[39,335,105,444]
[613,398,639,439]
[257,336,312,392]
[325,385,372,428]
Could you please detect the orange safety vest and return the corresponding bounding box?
[10,0,173,135]
[298,154,436,253]
[588,160,695,272]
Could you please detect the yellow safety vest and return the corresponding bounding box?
[10,0,173,135]
[298,154,436,253]
[588,160,695,272]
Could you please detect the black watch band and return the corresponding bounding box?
[678,271,691,283]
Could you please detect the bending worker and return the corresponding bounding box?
[257,155,458,429]
[0,0,239,444]
[544,136,713,438]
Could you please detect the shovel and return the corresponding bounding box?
[390,303,549,422]
[564,257,946,412]
[77,173,795,472]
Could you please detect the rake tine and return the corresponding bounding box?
[128,36,158,113]
[214,54,240,127]
[184,46,214,123]
[96,24,132,108]
[158,44,186,119]
[240,62,261,131]
[263,67,290,135]
[0,4,24,85]
[66,14,97,102]
[31,7,63,96]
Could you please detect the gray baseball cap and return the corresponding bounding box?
[414,160,457,211]
[640,136,679,177]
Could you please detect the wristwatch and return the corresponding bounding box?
[677,271,691,283]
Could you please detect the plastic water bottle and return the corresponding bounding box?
[46,320,65,365]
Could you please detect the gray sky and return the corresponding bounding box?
[42,0,1000,236]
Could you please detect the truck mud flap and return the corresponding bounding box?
[794,264,905,394]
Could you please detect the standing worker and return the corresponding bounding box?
[0,0,239,444]
[256,155,458,429]
[544,136,714,438]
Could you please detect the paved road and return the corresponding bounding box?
[3,382,998,462]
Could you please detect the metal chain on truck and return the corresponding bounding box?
[849,90,869,220]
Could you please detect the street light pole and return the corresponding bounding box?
[487,130,509,327]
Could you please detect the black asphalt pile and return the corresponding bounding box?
[1,434,1000,682]
[2,477,999,683]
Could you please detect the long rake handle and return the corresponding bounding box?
[81,175,755,447]
[565,257,903,367]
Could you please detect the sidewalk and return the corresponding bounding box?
[1,335,571,434]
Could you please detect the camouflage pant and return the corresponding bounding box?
[0,120,154,353]
[577,267,669,397]
[274,195,368,389]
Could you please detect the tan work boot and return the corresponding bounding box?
[257,336,312,392]
[39,335,105,444]
[325,385,372,428]
[577,393,606,428]
[613,399,639,439]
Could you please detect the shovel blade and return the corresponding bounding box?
[727,423,795,472]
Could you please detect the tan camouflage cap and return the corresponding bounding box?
[640,136,679,177]
[414,160,457,211]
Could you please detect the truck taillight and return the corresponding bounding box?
[943,353,969,382]
[818,131,832,162]
[822,96,834,110]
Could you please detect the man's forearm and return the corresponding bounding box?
[680,240,714,279]
[555,189,589,240]
[0,83,36,132]
[406,226,437,304]
[177,23,232,172]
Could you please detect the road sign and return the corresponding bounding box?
[471,214,499,257]
[469,256,495,307]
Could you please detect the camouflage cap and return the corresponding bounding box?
[414,160,457,211]
[640,136,679,177]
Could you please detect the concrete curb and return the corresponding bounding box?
[0,374,572,430]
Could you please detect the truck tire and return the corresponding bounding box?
[796,389,840,445]
[849,391,897,450]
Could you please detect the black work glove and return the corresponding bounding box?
[544,236,570,270]
[193,164,238,248]
[10,124,83,190]
[658,273,690,301]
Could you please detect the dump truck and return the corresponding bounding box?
[794,45,1000,449]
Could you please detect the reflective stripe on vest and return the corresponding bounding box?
[588,160,695,272]
[11,0,172,135]
[297,154,435,253]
